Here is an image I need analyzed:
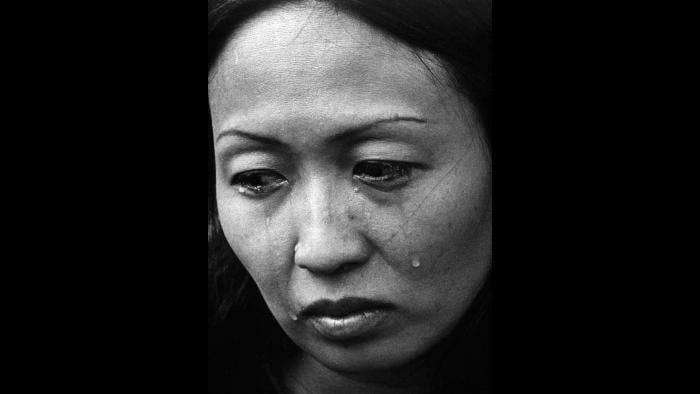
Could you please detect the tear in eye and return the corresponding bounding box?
[353,161,412,190]
[231,170,288,196]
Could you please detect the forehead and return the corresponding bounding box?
[208,4,457,134]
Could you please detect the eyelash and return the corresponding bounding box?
[352,161,413,190]
[230,170,289,196]
[230,161,416,196]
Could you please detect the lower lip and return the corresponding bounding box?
[308,309,391,341]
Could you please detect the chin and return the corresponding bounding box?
[306,338,429,373]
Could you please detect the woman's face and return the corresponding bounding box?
[209,4,491,372]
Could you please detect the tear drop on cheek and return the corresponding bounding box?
[353,187,359,193]
[411,256,421,268]
[289,313,298,321]
[238,186,245,194]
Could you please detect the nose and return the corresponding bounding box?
[292,177,370,276]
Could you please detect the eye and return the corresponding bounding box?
[231,169,288,196]
[353,161,413,190]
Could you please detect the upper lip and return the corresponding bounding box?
[300,297,395,318]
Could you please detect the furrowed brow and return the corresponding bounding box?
[215,129,285,146]
[327,116,428,143]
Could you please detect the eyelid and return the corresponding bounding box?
[350,140,433,165]
[231,169,289,196]
[219,150,284,172]
[354,159,428,172]
[352,160,417,190]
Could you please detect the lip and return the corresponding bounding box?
[300,297,395,341]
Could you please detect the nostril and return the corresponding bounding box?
[339,260,363,274]
[335,260,359,274]
[293,208,370,275]
[297,259,363,276]
[293,237,369,276]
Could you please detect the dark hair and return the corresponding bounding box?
[208,1,491,392]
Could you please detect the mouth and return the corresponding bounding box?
[300,297,395,341]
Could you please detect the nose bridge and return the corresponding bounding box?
[293,173,368,275]
[303,173,336,228]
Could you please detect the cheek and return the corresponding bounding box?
[375,155,491,320]
[217,199,261,258]
[390,158,491,271]
[216,198,292,312]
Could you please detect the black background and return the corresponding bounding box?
[4,1,675,392]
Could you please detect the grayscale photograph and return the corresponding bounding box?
[208,1,492,392]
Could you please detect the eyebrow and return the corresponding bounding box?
[214,116,428,145]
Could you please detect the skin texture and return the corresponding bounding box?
[209,3,491,393]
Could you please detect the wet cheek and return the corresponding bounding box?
[392,179,490,278]
[218,207,290,292]
[219,201,269,251]
[229,233,283,282]
[225,227,293,318]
